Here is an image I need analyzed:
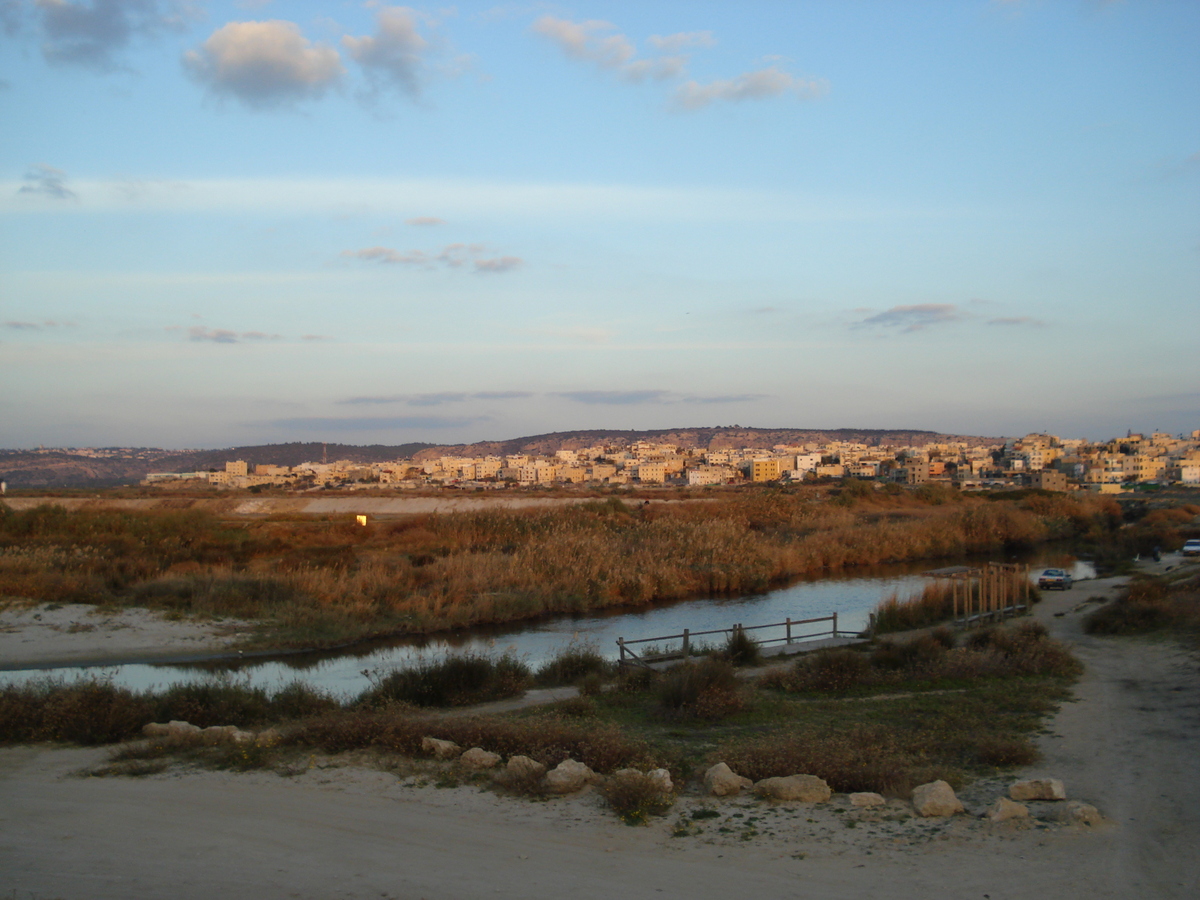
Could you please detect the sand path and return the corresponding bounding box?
[2,559,1198,899]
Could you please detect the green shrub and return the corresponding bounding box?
[655,658,744,720]
[535,644,613,686]
[358,653,531,708]
[721,627,762,667]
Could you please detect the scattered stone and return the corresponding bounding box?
[421,737,462,760]
[753,775,832,803]
[459,748,502,770]
[704,762,753,797]
[543,758,598,794]
[983,797,1029,822]
[1055,801,1104,826]
[911,780,965,817]
[1010,778,1066,802]
[646,768,673,794]
[849,792,886,808]
[505,755,546,781]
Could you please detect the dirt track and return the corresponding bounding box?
[2,562,1198,899]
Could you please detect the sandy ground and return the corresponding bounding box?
[0,602,254,668]
[2,559,1199,899]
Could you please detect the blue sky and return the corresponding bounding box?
[1,0,1197,449]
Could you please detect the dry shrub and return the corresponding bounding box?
[655,659,745,720]
[721,725,951,796]
[720,627,762,667]
[784,648,876,693]
[1085,574,1200,636]
[602,771,674,825]
[0,679,152,745]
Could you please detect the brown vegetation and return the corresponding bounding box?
[0,489,1125,648]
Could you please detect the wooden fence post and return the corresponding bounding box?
[832,611,838,638]
[786,617,792,644]
[682,628,690,658]
[618,637,625,668]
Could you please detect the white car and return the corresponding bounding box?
[1183,540,1200,557]
[1037,568,1073,590]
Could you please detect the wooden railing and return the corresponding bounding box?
[617,613,850,669]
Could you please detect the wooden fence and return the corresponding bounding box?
[617,613,850,669]
[924,562,1032,626]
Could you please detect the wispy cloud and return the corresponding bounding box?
[17,163,77,200]
[169,325,283,343]
[4,318,74,329]
[406,216,445,226]
[342,5,430,99]
[555,390,769,405]
[673,67,828,110]
[300,333,333,341]
[268,415,485,431]
[854,304,963,333]
[987,316,1046,327]
[183,20,345,109]
[342,243,522,273]
[532,15,826,111]
[338,391,533,406]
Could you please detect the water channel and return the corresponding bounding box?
[1,551,1096,699]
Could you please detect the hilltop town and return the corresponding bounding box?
[139,428,1200,493]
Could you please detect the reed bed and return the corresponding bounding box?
[0,490,1126,647]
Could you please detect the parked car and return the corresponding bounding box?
[1183,540,1200,557]
[1037,568,1073,590]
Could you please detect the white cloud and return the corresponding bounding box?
[648,31,715,53]
[183,20,345,109]
[342,5,428,98]
[28,0,196,70]
[406,215,445,226]
[673,66,828,110]
[531,15,634,69]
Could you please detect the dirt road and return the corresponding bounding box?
[2,563,1198,899]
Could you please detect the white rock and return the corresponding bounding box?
[911,780,964,817]
[505,755,546,781]
[849,792,886,808]
[753,775,832,803]
[704,762,753,797]
[255,728,282,747]
[1055,801,1103,826]
[543,759,597,794]
[142,722,171,738]
[983,797,1029,821]
[646,768,674,794]
[421,737,462,760]
[1010,778,1066,801]
[459,747,501,769]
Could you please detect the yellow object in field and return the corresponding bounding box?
[356,515,368,526]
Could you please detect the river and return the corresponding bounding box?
[1,552,1096,699]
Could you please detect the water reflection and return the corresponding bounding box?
[2,549,1090,698]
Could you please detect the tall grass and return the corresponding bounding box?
[1,491,1128,647]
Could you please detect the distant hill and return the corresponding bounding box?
[0,442,436,489]
[0,428,1003,488]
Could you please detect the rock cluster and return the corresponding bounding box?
[142,721,279,746]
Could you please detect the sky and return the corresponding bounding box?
[1,0,1198,450]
